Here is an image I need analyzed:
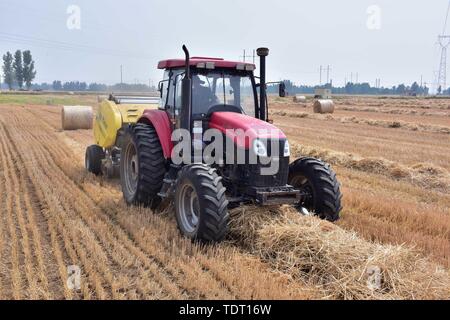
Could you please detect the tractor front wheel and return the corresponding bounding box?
[175,164,229,242]
[120,123,166,209]
[289,157,342,222]
[85,145,105,175]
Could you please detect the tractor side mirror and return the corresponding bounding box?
[279,82,286,98]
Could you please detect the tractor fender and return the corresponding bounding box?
[137,109,173,159]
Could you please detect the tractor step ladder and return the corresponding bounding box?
[158,164,181,198]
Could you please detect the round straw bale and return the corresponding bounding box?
[61,106,93,130]
[313,99,335,114]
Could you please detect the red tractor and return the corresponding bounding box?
[101,46,342,242]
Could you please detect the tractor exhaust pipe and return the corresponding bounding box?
[257,47,269,121]
[181,45,192,133]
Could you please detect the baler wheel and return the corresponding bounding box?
[85,145,105,176]
[289,157,342,222]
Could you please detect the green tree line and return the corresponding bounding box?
[43,81,154,92]
[268,80,433,96]
[2,50,36,90]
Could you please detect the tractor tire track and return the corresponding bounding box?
[2,118,77,297]
[0,121,25,299]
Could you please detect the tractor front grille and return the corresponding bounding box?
[246,157,290,187]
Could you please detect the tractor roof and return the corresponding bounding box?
[157,57,256,71]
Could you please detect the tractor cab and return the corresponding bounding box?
[157,57,265,129]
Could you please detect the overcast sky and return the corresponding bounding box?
[0,0,448,88]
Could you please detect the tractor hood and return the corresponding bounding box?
[208,112,286,149]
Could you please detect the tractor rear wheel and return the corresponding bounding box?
[289,157,342,222]
[174,164,229,242]
[120,123,166,208]
[85,145,105,175]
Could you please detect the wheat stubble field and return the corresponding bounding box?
[0,94,449,300]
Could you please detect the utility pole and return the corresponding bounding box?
[240,50,253,63]
[253,50,256,64]
[356,73,359,84]
[120,65,123,85]
[351,72,353,83]
[319,65,323,85]
[326,65,330,84]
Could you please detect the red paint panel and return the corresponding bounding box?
[158,58,255,70]
[208,112,286,149]
[138,110,173,159]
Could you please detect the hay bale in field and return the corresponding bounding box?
[313,99,335,114]
[293,95,307,103]
[61,106,93,130]
[229,205,450,300]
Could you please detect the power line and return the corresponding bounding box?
[0,1,137,34]
[0,32,155,60]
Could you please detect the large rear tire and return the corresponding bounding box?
[289,157,342,222]
[120,123,166,208]
[85,145,105,176]
[174,164,229,242]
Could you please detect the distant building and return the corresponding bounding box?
[314,88,332,99]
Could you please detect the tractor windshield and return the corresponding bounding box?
[191,70,256,117]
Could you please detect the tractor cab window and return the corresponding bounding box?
[159,70,170,110]
[192,70,256,117]
[166,69,184,116]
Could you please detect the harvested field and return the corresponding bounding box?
[270,110,450,134]
[0,95,449,300]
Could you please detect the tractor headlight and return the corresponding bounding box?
[253,139,267,157]
[284,140,290,157]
